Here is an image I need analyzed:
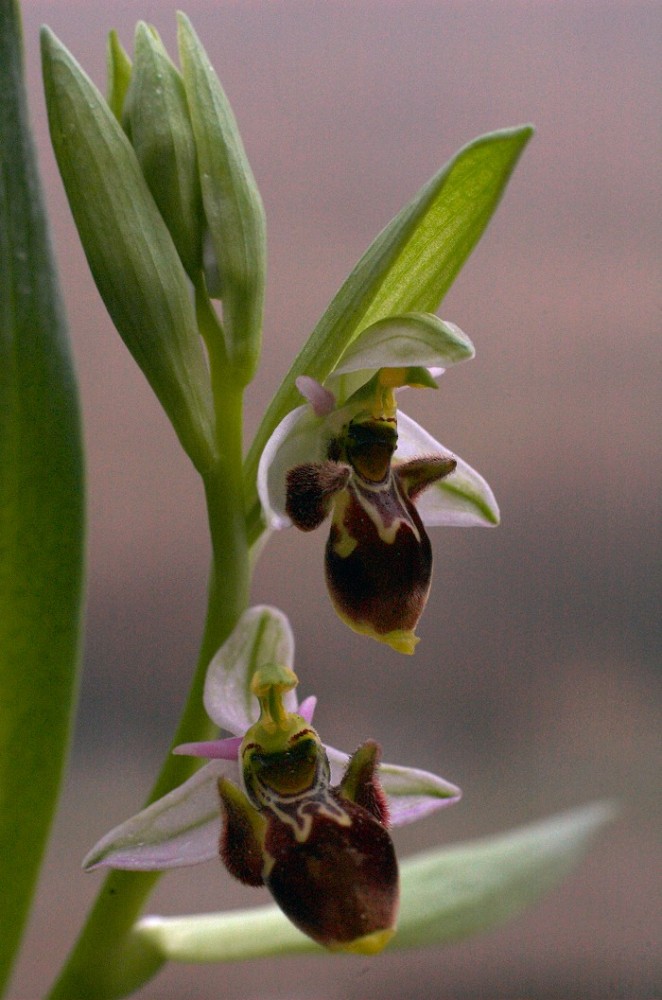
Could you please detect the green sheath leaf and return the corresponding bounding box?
[0,1,85,992]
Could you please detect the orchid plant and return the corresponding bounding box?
[0,4,615,998]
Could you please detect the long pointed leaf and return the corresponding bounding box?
[133,801,616,962]
[0,1,85,991]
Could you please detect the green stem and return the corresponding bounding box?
[48,296,251,1000]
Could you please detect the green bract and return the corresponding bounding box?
[123,22,204,280]
[178,13,266,383]
[106,30,132,122]
[131,802,617,961]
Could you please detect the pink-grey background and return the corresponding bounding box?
[11,1,660,997]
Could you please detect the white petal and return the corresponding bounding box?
[295,376,335,416]
[82,761,235,871]
[204,606,298,733]
[257,404,328,529]
[325,746,461,826]
[396,411,500,526]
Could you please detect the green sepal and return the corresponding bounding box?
[41,27,216,473]
[178,12,266,385]
[334,312,474,377]
[245,125,533,526]
[106,29,132,122]
[202,606,298,733]
[123,22,204,279]
[0,2,85,990]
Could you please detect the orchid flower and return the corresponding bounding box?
[83,607,461,951]
[258,314,500,654]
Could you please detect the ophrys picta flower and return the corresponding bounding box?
[258,314,499,653]
[83,607,461,951]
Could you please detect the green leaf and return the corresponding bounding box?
[394,800,618,948]
[178,12,266,384]
[41,27,216,473]
[0,1,85,992]
[131,801,616,963]
[245,124,533,529]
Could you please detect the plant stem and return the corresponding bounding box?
[48,298,251,999]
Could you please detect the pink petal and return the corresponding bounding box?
[295,375,336,416]
[297,695,317,723]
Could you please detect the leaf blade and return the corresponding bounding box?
[0,2,85,991]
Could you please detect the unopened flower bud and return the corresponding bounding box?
[122,22,204,279]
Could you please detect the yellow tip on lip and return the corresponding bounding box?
[335,606,420,655]
[331,927,395,955]
[381,629,419,655]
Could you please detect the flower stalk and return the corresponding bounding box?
[48,389,250,1000]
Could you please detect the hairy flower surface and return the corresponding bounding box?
[84,608,461,951]
[258,315,499,653]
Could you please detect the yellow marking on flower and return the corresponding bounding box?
[287,795,352,844]
[354,478,422,546]
[330,491,358,558]
[330,927,395,955]
[333,600,419,655]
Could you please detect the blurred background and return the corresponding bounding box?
[11,1,660,997]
